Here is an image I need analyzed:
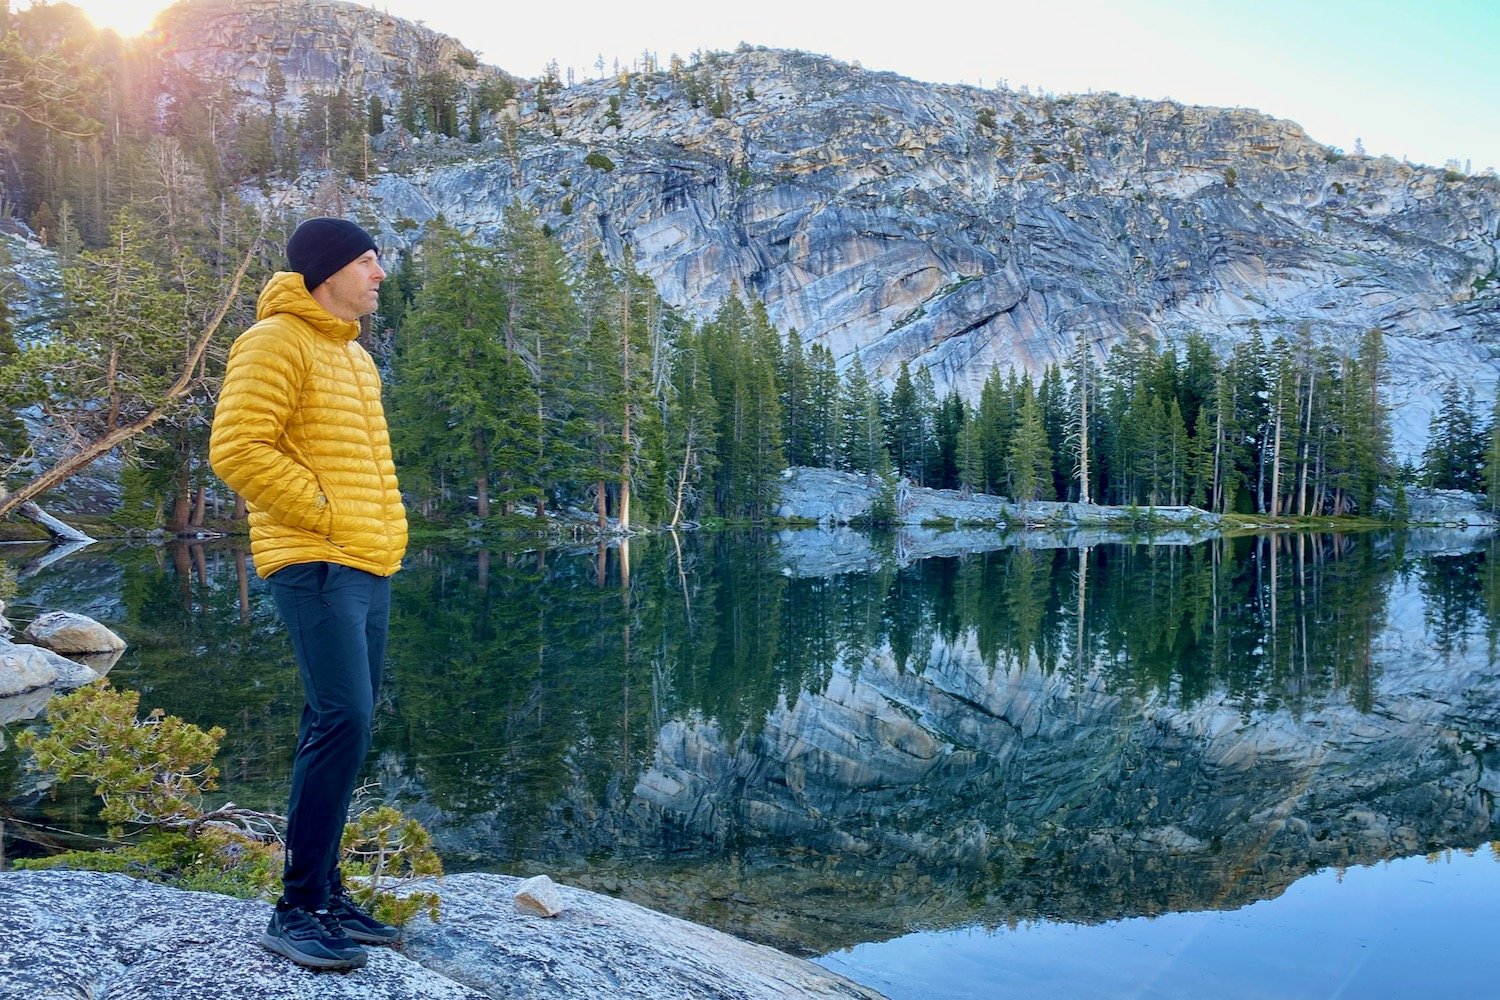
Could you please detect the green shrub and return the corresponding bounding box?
[17,684,444,921]
[584,151,615,172]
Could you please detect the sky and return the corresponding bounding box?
[36,0,1500,173]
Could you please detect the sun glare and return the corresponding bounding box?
[52,0,168,39]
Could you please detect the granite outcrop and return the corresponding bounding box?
[0,869,884,1000]
[153,2,1500,458]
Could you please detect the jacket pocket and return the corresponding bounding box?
[321,491,349,548]
[310,478,344,547]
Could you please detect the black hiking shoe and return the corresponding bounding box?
[328,885,402,945]
[260,899,368,971]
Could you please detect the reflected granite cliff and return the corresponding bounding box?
[5,532,1499,955]
[371,532,1500,952]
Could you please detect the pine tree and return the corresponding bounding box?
[701,295,784,519]
[494,201,578,514]
[1037,363,1069,501]
[839,353,885,485]
[1008,390,1054,509]
[389,221,537,518]
[806,343,842,469]
[911,365,940,486]
[779,328,812,467]
[975,366,1011,495]
[1485,394,1500,514]
[932,390,965,490]
[1423,381,1484,491]
[886,361,925,482]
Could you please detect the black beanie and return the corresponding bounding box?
[286,217,379,291]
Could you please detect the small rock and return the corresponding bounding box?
[21,611,126,655]
[514,874,565,917]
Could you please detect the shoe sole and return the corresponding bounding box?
[343,925,401,945]
[260,931,368,971]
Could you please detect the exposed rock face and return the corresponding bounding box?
[153,0,500,110]
[776,465,1220,531]
[0,870,885,1000]
[50,4,1500,462]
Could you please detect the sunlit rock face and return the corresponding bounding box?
[152,0,502,110]
[135,7,1500,458]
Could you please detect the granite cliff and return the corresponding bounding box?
[149,0,1500,458]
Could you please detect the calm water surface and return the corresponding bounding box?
[4,529,1499,998]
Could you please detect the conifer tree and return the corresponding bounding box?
[1008,389,1054,510]
[1485,395,1500,513]
[1037,364,1069,501]
[389,221,537,518]
[701,295,784,519]
[975,367,1010,495]
[932,390,965,489]
[779,328,812,467]
[957,407,984,497]
[886,361,927,483]
[806,343,842,469]
[495,202,578,514]
[839,353,886,485]
[911,365,940,486]
[1423,381,1484,491]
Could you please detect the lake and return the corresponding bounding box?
[4,527,1500,998]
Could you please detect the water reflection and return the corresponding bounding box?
[4,530,1499,956]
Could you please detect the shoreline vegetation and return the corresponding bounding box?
[2,468,1493,548]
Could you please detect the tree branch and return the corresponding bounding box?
[0,226,263,522]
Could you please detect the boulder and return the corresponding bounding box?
[21,610,126,655]
[0,638,100,698]
[0,870,886,1000]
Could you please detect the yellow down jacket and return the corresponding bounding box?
[209,271,408,579]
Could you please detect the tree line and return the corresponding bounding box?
[0,1,1466,532]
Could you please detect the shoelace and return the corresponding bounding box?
[310,907,349,939]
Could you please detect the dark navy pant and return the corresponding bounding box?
[267,561,391,911]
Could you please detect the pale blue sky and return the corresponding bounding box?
[53,0,1500,172]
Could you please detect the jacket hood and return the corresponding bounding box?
[256,271,362,343]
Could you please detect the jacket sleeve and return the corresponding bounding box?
[209,325,331,534]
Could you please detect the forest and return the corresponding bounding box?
[1,2,1493,535]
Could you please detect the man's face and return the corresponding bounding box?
[315,250,386,321]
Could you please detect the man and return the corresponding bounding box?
[210,217,409,971]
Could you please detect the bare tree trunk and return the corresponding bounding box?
[1269,406,1283,517]
[0,235,259,521]
[619,287,632,532]
[1297,365,1316,516]
[14,501,95,543]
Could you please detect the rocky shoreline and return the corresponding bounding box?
[0,869,882,999]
